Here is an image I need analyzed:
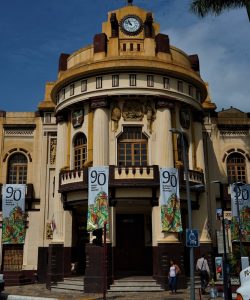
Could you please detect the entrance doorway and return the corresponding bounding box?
[71,206,89,275]
[115,214,152,276]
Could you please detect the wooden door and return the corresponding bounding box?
[115,214,148,275]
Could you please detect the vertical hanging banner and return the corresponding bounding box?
[159,168,182,232]
[2,184,26,244]
[230,184,250,242]
[87,166,109,232]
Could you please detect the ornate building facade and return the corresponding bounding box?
[0,1,249,291]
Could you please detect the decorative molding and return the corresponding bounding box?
[55,112,68,123]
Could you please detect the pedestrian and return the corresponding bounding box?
[196,254,210,295]
[168,259,181,294]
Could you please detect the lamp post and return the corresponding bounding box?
[170,128,195,300]
[234,182,245,271]
[212,181,232,300]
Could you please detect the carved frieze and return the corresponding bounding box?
[122,101,144,121]
[90,97,109,109]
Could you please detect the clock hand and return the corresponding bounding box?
[128,20,132,26]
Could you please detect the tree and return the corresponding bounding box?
[190,0,250,20]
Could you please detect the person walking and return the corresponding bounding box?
[168,259,181,294]
[196,254,210,295]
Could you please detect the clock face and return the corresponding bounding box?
[120,15,142,35]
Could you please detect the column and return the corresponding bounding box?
[53,113,68,242]
[92,98,109,166]
[153,100,178,244]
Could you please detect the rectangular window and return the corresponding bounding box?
[44,113,51,124]
[130,43,133,51]
[196,90,201,102]
[129,74,136,86]
[112,75,119,87]
[163,77,170,89]
[147,75,154,87]
[81,80,87,92]
[96,77,102,89]
[189,85,194,97]
[137,44,141,51]
[178,81,183,93]
[70,84,75,96]
[61,88,65,100]
[123,43,126,51]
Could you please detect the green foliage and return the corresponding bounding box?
[190,0,249,17]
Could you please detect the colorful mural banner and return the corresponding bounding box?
[230,184,250,242]
[159,167,182,232]
[2,184,26,244]
[87,166,109,232]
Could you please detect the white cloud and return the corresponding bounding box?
[161,9,250,112]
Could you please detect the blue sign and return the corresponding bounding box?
[186,229,199,247]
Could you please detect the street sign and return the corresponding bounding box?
[186,229,199,247]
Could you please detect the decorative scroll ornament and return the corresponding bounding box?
[122,101,144,121]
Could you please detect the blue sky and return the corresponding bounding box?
[1,0,249,112]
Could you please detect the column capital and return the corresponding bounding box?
[56,111,68,123]
[155,97,174,110]
[90,97,109,110]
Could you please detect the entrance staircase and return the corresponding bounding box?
[50,276,84,294]
[108,276,164,293]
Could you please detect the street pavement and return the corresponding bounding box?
[0,284,218,300]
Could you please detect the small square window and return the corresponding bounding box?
[178,81,183,93]
[129,74,136,86]
[70,84,75,96]
[112,75,119,87]
[147,75,154,87]
[81,80,87,92]
[96,77,102,89]
[163,77,170,89]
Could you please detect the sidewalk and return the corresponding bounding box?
[0,284,215,300]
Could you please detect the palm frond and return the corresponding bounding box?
[190,0,248,17]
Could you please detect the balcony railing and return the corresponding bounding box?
[58,165,205,192]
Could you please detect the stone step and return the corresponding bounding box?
[51,277,84,294]
[108,277,164,293]
[108,286,163,292]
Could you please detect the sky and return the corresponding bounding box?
[0,0,249,112]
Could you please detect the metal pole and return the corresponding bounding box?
[103,222,107,300]
[180,132,195,300]
[219,183,232,300]
[235,183,244,270]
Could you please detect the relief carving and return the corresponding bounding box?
[111,105,121,132]
[145,101,156,133]
[72,109,84,128]
[50,138,57,165]
[122,101,144,121]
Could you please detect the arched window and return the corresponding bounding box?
[227,152,246,184]
[74,133,87,169]
[118,126,147,167]
[177,134,189,164]
[7,153,28,184]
